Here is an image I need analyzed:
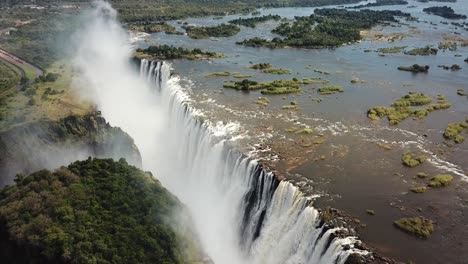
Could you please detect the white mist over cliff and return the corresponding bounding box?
[71,1,363,263]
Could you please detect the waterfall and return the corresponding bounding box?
[139,59,366,264]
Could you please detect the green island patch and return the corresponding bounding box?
[127,21,183,34]
[377,46,406,53]
[224,78,302,95]
[229,14,282,28]
[204,71,231,77]
[134,45,223,60]
[183,24,240,39]
[236,9,411,49]
[428,174,454,188]
[443,122,467,144]
[398,64,430,73]
[410,186,427,193]
[401,152,426,168]
[249,63,291,75]
[367,92,451,125]
[303,77,329,84]
[318,85,344,95]
[404,46,438,56]
[394,217,434,238]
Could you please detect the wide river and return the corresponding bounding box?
[134,0,468,263]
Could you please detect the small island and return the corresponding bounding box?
[398,64,430,73]
[229,14,282,28]
[134,45,223,60]
[423,6,467,19]
[183,24,240,39]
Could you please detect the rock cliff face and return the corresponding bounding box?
[0,113,141,186]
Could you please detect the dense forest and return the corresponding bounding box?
[0,158,204,263]
[229,15,282,28]
[183,24,240,39]
[2,0,364,22]
[135,45,223,60]
[423,6,467,19]
[237,9,411,49]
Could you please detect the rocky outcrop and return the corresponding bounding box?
[0,112,141,186]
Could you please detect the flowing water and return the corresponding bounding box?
[139,59,365,264]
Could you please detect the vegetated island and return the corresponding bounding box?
[228,14,282,28]
[404,46,438,56]
[0,158,206,263]
[134,45,223,60]
[367,92,451,125]
[236,9,411,49]
[249,63,291,74]
[127,21,183,34]
[398,64,430,73]
[350,0,408,9]
[423,6,467,19]
[182,24,240,39]
[444,121,467,143]
[223,78,303,94]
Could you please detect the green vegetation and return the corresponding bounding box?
[404,46,438,56]
[232,73,252,78]
[391,93,432,107]
[204,71,231,77]
[0,61,91,129]
[428,174,454,187]
[401,152,426,167]
[224,78,302,95]
[351,0,408,8]
[303,77,329,84]
[249,63,291,74]
[183,24,240,39]
[423,6,467,19]
[417,172,428,178]
[394,217,434,238]
[229,15,282,28]
[443,122,467,143]
[249,63,272,70]
[135,45,223,60]
[237,9,411,49]
[411,186,427,193]
[261,86,301,95]
[377,46,407,53]
[0,158,203,263]
[0,60,21,94]
[318,85,344,95]
[127,22,183,34]
[398,64,430,73]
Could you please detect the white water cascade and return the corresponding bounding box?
[139,60,364,264]
[72,2,366,263]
